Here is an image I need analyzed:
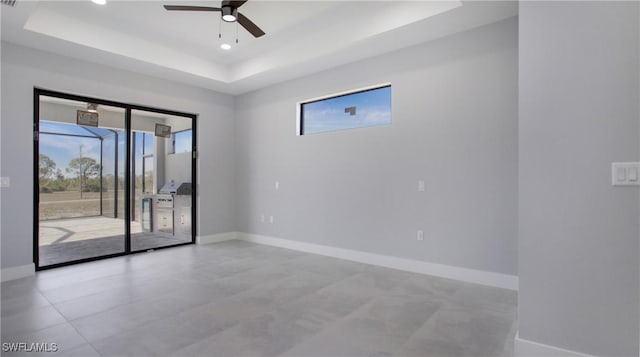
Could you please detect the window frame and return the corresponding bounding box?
[169,128,193,155]
[297,83,392,136]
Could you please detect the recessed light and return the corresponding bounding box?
[87,103,99,113]
[92,0,106,4]
[220,43,231,50]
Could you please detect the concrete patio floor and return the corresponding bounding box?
[39,217,143,245]
[38,216,191,266]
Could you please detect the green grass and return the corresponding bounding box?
[39,191,102,202]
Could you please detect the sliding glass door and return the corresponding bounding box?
[130,109,194,252]
[34,89,196,269]
[37,96,126,267]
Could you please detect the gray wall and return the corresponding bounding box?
[0,42,236,269]
[235,18,518,276]
[518,2,639,356]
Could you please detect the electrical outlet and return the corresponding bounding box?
[269,216,274,224]
[418,180,425,192]
[275,181,280,190]
[417,230,424,241]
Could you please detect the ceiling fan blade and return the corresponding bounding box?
[227,0,248,8]
[237,12,265,38]
[164,5,221,12]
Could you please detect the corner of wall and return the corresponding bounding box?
[1,263,35,283]
[196,232,238,245]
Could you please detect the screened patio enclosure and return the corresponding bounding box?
[36,92,195,269]
[39,121,124,221]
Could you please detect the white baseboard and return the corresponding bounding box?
[515,332,594,357]
[1,263,35,282]
[237,233,518,290]
[197,232,238,245]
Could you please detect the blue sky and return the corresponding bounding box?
[303,86,391,135]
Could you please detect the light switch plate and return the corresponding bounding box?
[612,162,640,186]
[418,180,425,192]
[0,177,9,188]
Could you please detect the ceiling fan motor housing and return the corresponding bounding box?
[163,1,265,37]
[222,6,238,22]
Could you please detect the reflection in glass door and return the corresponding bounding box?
[130,110,194,252]
[37,96,126,267]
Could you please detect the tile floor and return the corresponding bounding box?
[1,240,517,356]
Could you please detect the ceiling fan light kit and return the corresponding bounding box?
[164,0,265,38]
[221,6,237,22]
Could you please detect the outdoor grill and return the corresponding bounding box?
[142,181,192,238]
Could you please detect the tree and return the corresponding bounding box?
[45,168,68,192]
[67,157,100,197]
[39,153,56,182]
[55,169,64,182]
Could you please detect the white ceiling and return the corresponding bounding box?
[1,0,518,94]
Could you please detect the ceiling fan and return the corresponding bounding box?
[164,0,265,38]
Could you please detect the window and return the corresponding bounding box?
[170,129,192,154]
[299,84,391,135]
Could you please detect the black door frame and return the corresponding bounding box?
[33,88,198,270]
